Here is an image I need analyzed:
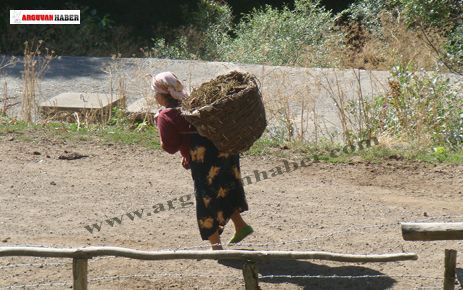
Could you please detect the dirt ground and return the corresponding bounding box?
[1,132,462,290]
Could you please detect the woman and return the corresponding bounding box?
[151,72,253,250]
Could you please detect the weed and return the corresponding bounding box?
[0,57,18,116]
[374,66,463,148]
[21,40,55,123]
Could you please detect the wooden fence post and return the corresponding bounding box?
[73,258,88,290]
[443,249,457,290]
[243,260,259,290]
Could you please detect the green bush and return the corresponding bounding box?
[218,0,340,66]
[149,0,233,61]
[394,0,462,28]
[374,65,463,149]
[343,0,396,31]
[444,24,463,74]
[150,36,196,60]
[189,0,233,59]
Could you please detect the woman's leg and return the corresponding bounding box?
[208,230,223,250]
[228,209,253,245]
[230,209,248,232]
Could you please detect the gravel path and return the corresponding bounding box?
[0,132,462,289]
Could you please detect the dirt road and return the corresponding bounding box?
[1,134,462,289]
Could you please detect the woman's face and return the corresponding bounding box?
[155,92,168,107]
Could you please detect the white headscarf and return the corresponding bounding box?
[150,71,187,100]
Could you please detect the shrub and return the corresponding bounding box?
[342,0,397,31]
[0,5,136,56]
[218,0,340,67]
[394,0,462,28]
[149,36,195,60]
[391,0,463,74]
[189,0,233,60]
[444,24,463,74]
[359,13,444,70]
[374,65,463,149]
[149,0,233,61]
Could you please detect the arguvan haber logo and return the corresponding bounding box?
[22,14,53,21]
[10,10,80,24]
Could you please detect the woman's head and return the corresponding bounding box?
[154,91,179,108]
[150,72,187,107]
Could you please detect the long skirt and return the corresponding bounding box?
[189,133,249,240]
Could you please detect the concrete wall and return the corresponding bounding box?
[3,56,459,141]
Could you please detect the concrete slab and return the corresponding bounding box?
[39,92,121,111]
[126,97,158,114]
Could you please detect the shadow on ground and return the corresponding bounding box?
[457,268,463,288]
[218,259,395,290]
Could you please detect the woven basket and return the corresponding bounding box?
[181,72,267,154]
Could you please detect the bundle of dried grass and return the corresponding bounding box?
[181,71,266,153]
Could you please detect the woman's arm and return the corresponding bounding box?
[157,112,181,154]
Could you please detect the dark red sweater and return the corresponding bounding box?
[156,108,195,160]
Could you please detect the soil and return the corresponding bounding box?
[1,132,462,290]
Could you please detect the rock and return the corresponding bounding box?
[388,154,404,161]
[58,152,88,160]
[348,156,363,164]
[50,181,56,185]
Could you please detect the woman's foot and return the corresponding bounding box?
[208,230,223,250]
[228,224,254,245]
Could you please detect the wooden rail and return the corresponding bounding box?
[401,222,462,290]
[0,246,418,262]
[401,222,463,241]
[0,246,418,290]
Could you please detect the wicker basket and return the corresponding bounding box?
[181,71,267,154]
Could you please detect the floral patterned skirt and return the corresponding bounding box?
[189,133,249,240]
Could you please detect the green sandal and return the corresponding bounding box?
[228,225,254,245]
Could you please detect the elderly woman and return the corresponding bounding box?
[151,72,253,250]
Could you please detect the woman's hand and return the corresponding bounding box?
[182,156,190,170]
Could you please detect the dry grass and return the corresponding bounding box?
[258,68,317,143]
[258,66,394,147]
[21,40,55,123]
[0,56,18,116]
[339,12,446,71]
[315,69,383,145]
[0,56,16,71]
[1,81,19,116]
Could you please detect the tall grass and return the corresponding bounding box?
[1,81,19,116]
[0,56,18,116]
[317,65,463,152]
[21,40,55,123]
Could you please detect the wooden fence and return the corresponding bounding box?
[402,222,463,290]
[0,246,418,290]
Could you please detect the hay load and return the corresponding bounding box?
[181,71,267,154]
